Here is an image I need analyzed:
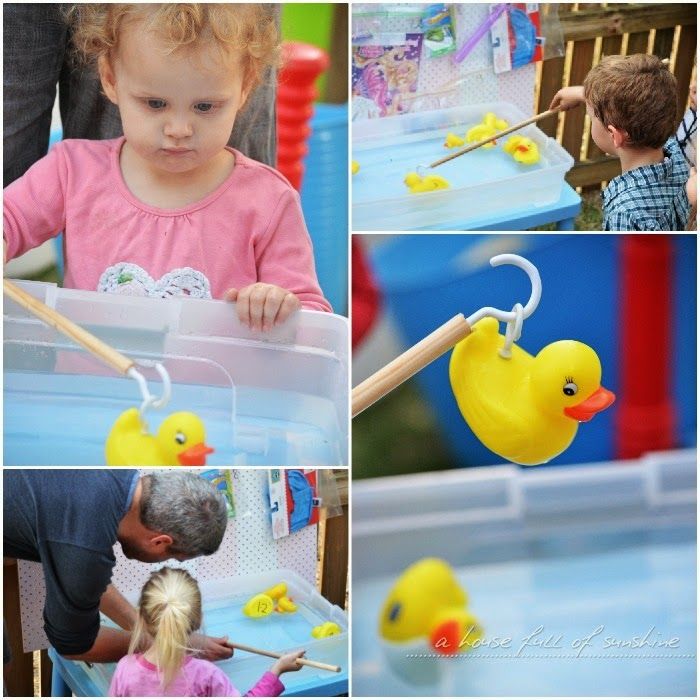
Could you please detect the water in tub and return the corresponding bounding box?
[4,370,342,466]
[353,528,696,696]
[353,122,550,203]
[79,588,346,695]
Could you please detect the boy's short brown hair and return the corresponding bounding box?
[583,54,678,149]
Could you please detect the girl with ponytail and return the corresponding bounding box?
[109,567,304,696]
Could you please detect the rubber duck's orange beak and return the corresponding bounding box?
[178,443,215,466]
[564,386,616,422]
[516,144,530,153]
[429,619,461,655]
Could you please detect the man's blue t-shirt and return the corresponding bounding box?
[4,469,138,655]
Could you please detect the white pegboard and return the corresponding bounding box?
[352,3,536,117]
[17,469,318,653]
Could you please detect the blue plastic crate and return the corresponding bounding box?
[301,103,349,314]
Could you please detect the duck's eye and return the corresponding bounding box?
[563,382,578,397]
[387,602,401,622]
[175,431,186,445]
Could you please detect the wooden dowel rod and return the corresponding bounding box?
[226,641,341,673]
[3,278,134,375]
[429,107,561,169]
[352,313,472,417]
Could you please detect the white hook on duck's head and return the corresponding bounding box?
[466,254,542,326]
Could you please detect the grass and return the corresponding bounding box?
[352,380,456,479]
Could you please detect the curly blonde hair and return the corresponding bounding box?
[66,3,279,92]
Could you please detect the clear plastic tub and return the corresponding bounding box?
[352,450,697,696]
[4,281,348,466]
[50,569,348,697]
[352,102,574,230]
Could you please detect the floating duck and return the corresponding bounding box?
[404,172,451,193]
[449,317,615,465]
[444,132,465,149]
[105,408,214,466]
[379,558,482,655]
[311,621,342,638]
[352,160,360,175]
[276,595,298,613]
[466,112,509,148]
[263,582,287,600]
[503,135,540,165]
[243,593,275,618]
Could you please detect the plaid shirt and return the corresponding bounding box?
[602,137,690,231]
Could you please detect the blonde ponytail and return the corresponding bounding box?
[129,567,203,690]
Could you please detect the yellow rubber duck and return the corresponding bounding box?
[105,408,214,466]
[404,172,451,194]
[503,135,540,165]
[444,132,465,149]
[352,160,360,175]
[276,596,298,613]
[449,317,616,465]
[243,593,275,618]
[311,621,342,638]
[263,582,287,600]
[466,112,509,148]
[379,558,482,655]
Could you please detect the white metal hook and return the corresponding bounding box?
[127,361,172,428]
[466,253,542,335]
[499,302,524,359]
[466,254,541,325]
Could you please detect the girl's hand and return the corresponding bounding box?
[549,86,585,112]
[271,650,306,676]
[225,284,301,332]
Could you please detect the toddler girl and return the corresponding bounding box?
[4,4,331,331]
[109,567,304,696]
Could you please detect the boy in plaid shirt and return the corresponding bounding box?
[551,54,690,231]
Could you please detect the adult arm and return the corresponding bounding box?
[62,626,132,663]
[99,584,137,631]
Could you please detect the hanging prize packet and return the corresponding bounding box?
[421,4,456,57]
[268,469,321,539]
[352,33,424,118]
[491,3,544,73]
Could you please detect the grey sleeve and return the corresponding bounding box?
[41,541,115,656]
[3,3,67,186]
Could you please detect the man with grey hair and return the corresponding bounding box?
[4,470,230,667]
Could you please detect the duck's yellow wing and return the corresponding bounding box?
[449,318,539,463]
[105,408,164,466]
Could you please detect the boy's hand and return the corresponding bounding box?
[549,86,585,112]
[271,650,306,676]
[686,167,696,208]
[225,283,301,332]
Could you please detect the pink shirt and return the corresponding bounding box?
[4,138,331,311]
[108,653,285,697]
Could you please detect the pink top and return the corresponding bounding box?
[4,138,331,311]
[108,653,285,697]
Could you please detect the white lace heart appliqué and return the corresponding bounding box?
[98,262,212,299]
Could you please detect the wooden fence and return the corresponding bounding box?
[535,3,697,189]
